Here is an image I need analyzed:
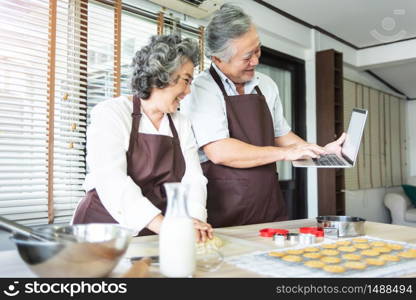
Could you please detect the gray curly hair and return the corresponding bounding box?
[205,4,252,62]
[131,34,199,99]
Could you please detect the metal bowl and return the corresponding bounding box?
[11,223,133,277]
[316,216,366,238]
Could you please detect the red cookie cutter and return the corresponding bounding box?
[299,227,324,237]
[259,228,289,237]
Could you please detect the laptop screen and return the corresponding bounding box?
[341,108,368,164]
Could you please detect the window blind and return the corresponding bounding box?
[343,78,407,191]
[0,0,51,225]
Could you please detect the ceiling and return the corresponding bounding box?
[261,0,416,98]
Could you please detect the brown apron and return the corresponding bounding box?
[202,65,287,228]
[72,95,186,236]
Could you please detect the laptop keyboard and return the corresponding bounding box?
[312,154,347,166]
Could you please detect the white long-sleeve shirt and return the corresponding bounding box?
[81,95,208,235]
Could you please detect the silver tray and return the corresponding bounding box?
[316,216,366,238]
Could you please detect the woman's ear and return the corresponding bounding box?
[211,56,222,65]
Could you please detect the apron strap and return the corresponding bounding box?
[128,95,142,154]
[254,86,264,96]
[167,114,180,143]
[209,65,228,97]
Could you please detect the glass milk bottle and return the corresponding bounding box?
[159,183,196,277]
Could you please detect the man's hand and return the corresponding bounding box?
[192,218,213,243]
[282,143,328,161]
[324,133,346,157]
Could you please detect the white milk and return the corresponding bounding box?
[159,216,196,277]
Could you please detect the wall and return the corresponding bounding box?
[128,0,413,221]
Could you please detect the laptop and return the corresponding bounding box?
[292,108,368,168]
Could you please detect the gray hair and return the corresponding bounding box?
[130,34,199,99]
[205,3,252,61]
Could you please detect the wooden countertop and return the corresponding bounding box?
[1,219,416,277]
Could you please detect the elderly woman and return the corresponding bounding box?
[73,35,213,241]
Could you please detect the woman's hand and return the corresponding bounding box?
[192,218,213,243]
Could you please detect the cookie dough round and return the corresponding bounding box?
[344,261,367,270]
[354,243,370,250]
[336,240,352,246]
[379,254,400,262]
[386,244,404,251]
[321,243,338,249]
[286,249,304,255]
[320,249,340,256]
[197,235,224,250]
[360,250,380,257]
[342,254,362,261]
[269,251,286,258]
[304,247,320,252]
[304,260,326,269]
[397,251,416,259]
[372,247,392,254]
[338,246,357,253]
[282,255,303,263]
[303,252,322,259]
[370,241,386,247]
[321,256,341,264]
[323,265,346,273]
[352,238,368,243]
[365,258,386,266]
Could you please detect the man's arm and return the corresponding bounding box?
[274,131,308,147]
[203,136,327,169]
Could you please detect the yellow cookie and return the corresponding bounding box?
[361,250,380,257]
[286,249,304,255]
[336,240,352,246]
[354,243,370,250]
[321,243,338,249]
[304,260,326,269]
[321,256,341,264]
[380,254,400,262]
[303,252,322,259]
[338,246,357,253]
[304,247,320,253]
[365,258,386,266]
[282,255,303,263]
[397,251,416,259]
[342,254,362,261]
[386,244,404,251]
[323,265,346,273]
[321,249,340,256]
[370,241,387,247]
[269,251,286,258]
[372,247,392,254]
[353,238,368,243]
[344,261,367,270]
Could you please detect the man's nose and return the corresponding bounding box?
[249,54,259,67]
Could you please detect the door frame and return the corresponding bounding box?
[260,46,307,219]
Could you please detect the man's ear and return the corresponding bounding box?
[211,56,221,65]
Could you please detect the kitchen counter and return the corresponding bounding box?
[1,219,416,277]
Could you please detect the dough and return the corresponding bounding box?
[196,235,224,250]
[286,249,304,255]
[365,258,385,266]
[370,241,386,247]
[336,240,352,246]
[304,247,320,252]
[282,255,303,263]
[379,254,400,262]
[320,256,341,264]
[386,244,404,251]
[342,254,361,261]
[352,238,368,243]
[344,261,367,270]
[321,243,338,249]
[304,260,325,269]
[268,251,286,258]
[354,243,370,250]
[303,252,322,259]
[397,251,416,259]
[371,246,391,253]
[338,246,357,253]
[320,249,340,256]
[360,250,380,257]
[323,265,346,273]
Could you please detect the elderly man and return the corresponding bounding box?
[181,4,344,227]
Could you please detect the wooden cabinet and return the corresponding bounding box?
[316,49,345,216]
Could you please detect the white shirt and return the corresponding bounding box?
[81,95,208,235]
[181,64,291,163]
